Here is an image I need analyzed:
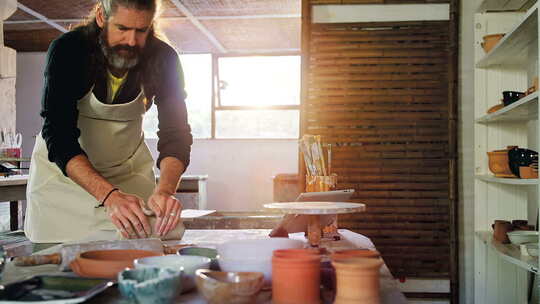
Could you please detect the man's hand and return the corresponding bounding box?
[104,190,151,239]
[147,190,183,237]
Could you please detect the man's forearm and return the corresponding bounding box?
[156,156,185,195]
[66,154,115,203]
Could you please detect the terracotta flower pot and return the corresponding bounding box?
[331,249,380,260]
[273,248,322,258]
[272,253,321,304]
[332,258,383,304]
[492,220,513,244]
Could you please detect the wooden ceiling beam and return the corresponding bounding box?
[16,3,67,33]
[167,0,227,53]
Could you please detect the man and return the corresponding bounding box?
[25,0,192,242]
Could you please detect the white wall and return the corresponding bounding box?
[15,52,299,212]
[459,1,479,303]
[15,52,45,155]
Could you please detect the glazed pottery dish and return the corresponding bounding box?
[217,238,305,260]
[177,246,219,270]
[118,267,182,304]
[134,254,211,293]
[70,249,161,279]
[502,91,526,106]
[195,269,264,304]
[507,231,539,245]
[507,147,538,178]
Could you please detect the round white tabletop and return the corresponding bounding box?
[264,202,366,215]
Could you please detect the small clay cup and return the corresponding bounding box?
[332,257,383,304]
[272,253,321,304]
[331,249,381,260]
[492,220,513,244]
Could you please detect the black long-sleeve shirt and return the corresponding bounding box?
[40,27,193,176]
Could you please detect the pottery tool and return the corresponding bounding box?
[13,238,192,271]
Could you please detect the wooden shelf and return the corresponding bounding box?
[476,231,538,274]
[477,0,534,12]
[476,92,538,123]
[475,174,539,185]
[476,5,537,68]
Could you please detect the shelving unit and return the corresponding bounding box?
[476,92,538,123]
[474,1,539,303]
[476,231,539,273]
[476,5,537,68]
[475,174,539,185]
[477,0,534,13]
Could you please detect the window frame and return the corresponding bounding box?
[210,52,301,139]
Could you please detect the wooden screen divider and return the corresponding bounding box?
[300,1,459,302]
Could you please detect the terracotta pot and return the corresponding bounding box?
[70,249,161,279]
[492,220,513,244]
[273,248,322,258]
[332,258,383,304]
[487,147,516,178]
[272,254,321,304]
[481,33,505,53]
[331,249,380,260]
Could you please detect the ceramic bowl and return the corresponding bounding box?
[70,249,162,279]
[177,247,219,270]
[195,269,264,304]
[526,243,539,257]
[217,238,305,261]
[118,267,182,304]
[217,257,272,285]
[502,91,526,106]
[507,231,539,245]
[134,254,211,293]
[508,147,538,177]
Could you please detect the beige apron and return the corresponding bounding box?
[25,87,156,243]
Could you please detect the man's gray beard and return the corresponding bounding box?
[99,36,139,70]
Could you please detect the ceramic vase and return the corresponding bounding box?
[272,252,321,304]
[332,257,383,304]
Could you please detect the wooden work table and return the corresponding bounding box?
[2,229,407,304]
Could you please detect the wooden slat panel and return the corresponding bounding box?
[304,20,453,280]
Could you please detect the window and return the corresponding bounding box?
[143,54,300,139]
[144,54,212,139]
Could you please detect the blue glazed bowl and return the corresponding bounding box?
[118,267,182,304]
[177,247,219,270]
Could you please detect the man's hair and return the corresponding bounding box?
[71,0,168,98]
[100,0,161,20]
